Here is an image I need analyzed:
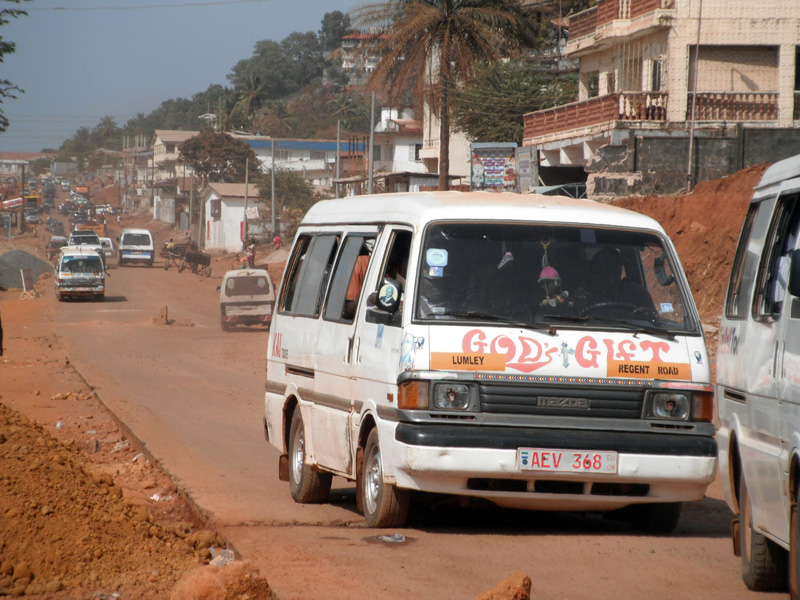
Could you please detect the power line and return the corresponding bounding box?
[28,0,276,12]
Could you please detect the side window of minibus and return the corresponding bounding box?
[754,196,800,319]
[323,234,376,323]
[279,234,339,317]
[725,205,758,318]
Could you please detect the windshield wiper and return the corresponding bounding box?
[549,314,676,341]
[442,311,557,335]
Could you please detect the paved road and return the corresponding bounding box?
[52,259,777,600]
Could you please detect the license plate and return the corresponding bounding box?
[517,448,618,474]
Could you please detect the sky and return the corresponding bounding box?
[0,0,365,153]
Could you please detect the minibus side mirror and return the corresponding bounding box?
[375,277,401,313]
[788,249,800,297]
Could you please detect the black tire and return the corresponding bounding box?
[740,475,788,591]
[288,409,331,504]
[221,322,232,332]
[361,428,409,528]
[626,502,682,534]
[790,485,800,599]
[118,258,124,267]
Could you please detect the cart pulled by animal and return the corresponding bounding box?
[161,240,212,277]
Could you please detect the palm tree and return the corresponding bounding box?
[236,75,263,129]
[356,0,540,190]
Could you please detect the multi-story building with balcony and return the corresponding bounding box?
[523,0,800,198]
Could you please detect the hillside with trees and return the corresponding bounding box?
[51,3,591,173]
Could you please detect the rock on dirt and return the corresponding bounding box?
[170,561,275,600]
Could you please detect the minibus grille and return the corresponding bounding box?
[478,384,644,419]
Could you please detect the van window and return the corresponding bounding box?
[323,234,375,322]
[725,205,758,318]
[122,233,152,245]
[280,234,339,317]
[62,257,102,273]
[225,275,270,297]
[415,222,694,333]
[754,194,800,318]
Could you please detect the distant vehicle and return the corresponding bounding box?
[46,236,67,260]
[24,209,40,224]
[44,182,56,199]
[68,231,101,247]
[45,217,59,230]
[54,247,105,301]
[50,221,65,237]
[218,268,275,331]
[61,180,70,192]
[99,237,114,259]
[59,201,75,216]
[118,228,154,267]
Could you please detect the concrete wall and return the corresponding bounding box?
[587,126,800,198]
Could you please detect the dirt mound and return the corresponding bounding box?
[0,403,212,598]
[0,250,54,290]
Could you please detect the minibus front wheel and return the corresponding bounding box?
[361,429,408,528]
[740,475,787,591]
[288,409,331,504]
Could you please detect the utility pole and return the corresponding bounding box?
[368,91,375,195]
[270,136,276,237]
[336,120,341,199]
[243,157,249,247]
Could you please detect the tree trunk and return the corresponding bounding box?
[437,51,450,191]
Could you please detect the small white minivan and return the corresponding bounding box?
[219,268,276,331]
[55,246,105,301]
[716,153,800,594]
[118,228,154,267]
[264,192,716,529]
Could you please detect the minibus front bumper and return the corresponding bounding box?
[391,423,717,511]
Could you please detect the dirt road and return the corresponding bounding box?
[1,172,781,599]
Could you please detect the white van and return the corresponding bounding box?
[264,192,716,529]
[118,228,154,267]
[219,268,276,331]
[55,246,105,301]
[716,154,800,593]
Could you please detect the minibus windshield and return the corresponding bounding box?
[415,222,696,334]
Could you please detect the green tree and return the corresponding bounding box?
[0,0,29,133]
[255,166,317,214]
[357,0,541,190]
[179,128,258,183]
[452,61,577,144]
[319,10,352,51]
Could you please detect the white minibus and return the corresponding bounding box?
[717,153,800,595]
[265,192,716,529]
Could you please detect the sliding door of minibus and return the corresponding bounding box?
[312,228,380,475]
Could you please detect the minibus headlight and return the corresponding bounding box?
[645,392,690,420]
[398,381,429,410]
[432,383,471,410]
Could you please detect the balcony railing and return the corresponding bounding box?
[524,92,668,140]
[686,92,778,121]
[569,0,674,40]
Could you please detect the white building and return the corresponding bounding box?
[230,135,341,187]
[152,130,198,184]
[201,182,259,252]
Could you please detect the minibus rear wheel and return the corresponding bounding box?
[740,475,787,591]
[790,483,800,599]
[288,409,331,504]
[361,429,409,528]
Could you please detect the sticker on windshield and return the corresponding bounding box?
[427,266,444,278]
[426,248,448,267]
[659,302,674,313]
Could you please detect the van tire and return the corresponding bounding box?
[740,475,787,591]
[626,502,682,534]
[288,409,331,504]
[790,484,800,599]
[361,429,409,528]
